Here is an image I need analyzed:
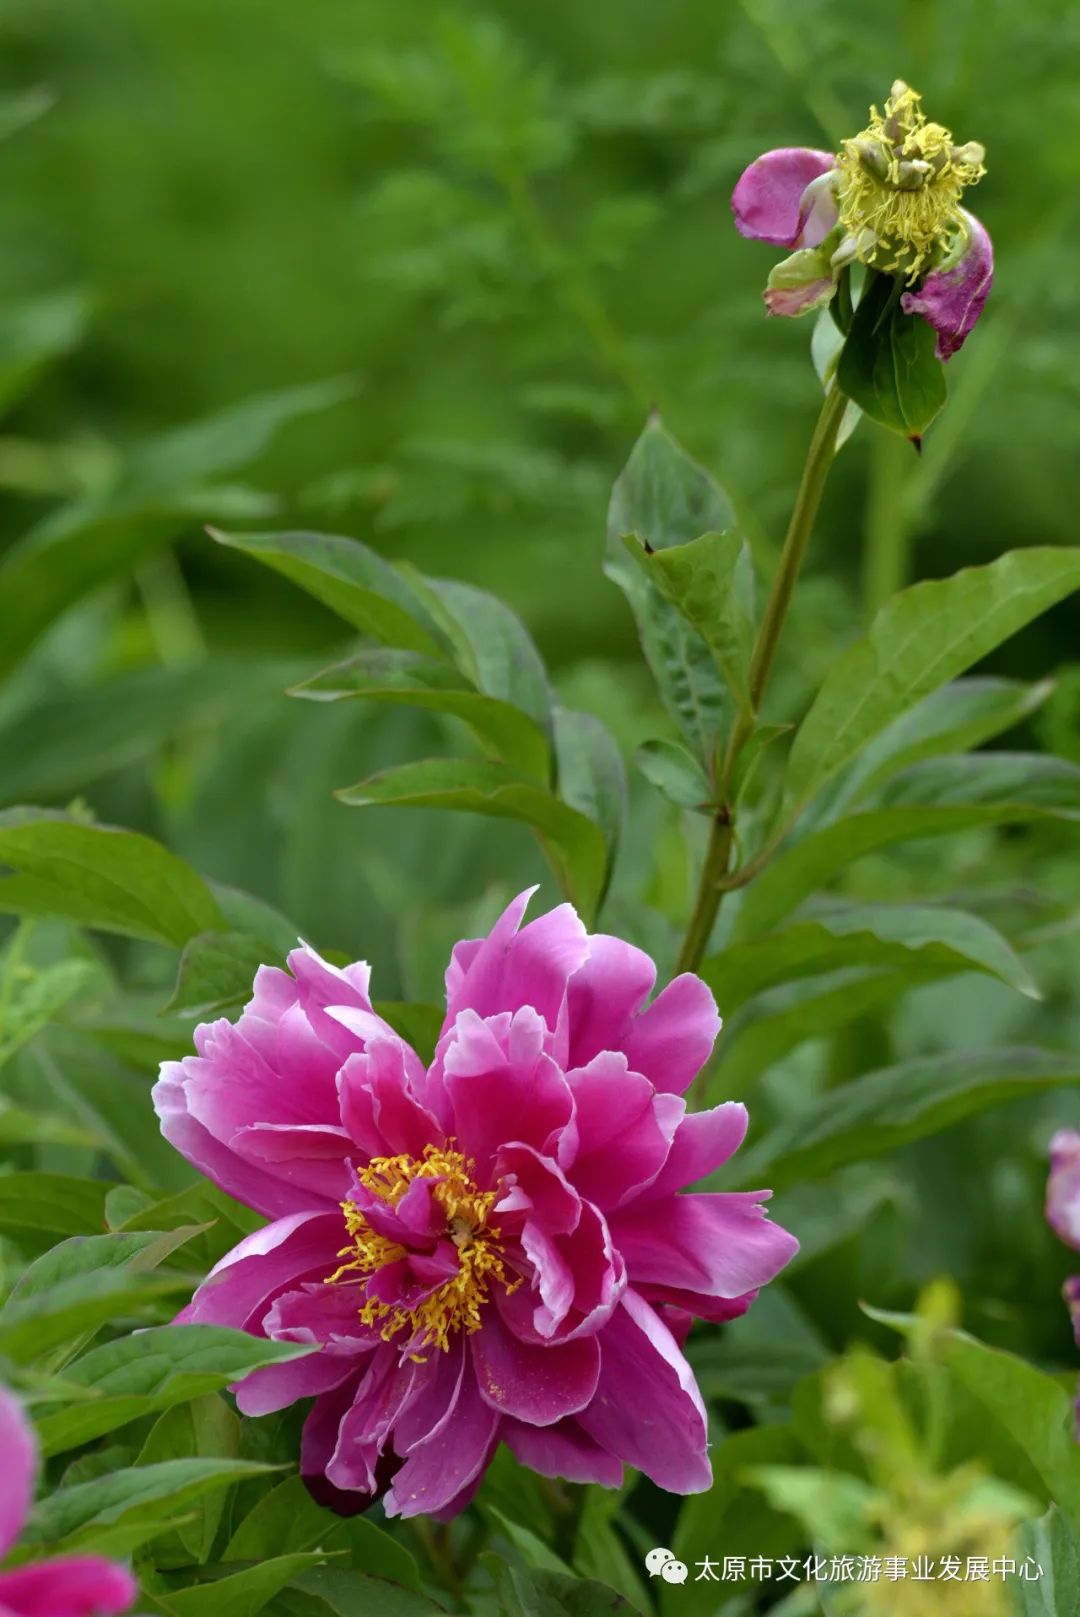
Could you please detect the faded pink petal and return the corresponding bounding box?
[0,1558,136,1617]
[901,209,993,359]
[732,147,837,247]
[1047,1129,1080,1249]
[0,1389,35,1560]
[158,887,795,1518]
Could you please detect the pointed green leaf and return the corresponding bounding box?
[786,549,1080,808]
[837,271,946,437]
[622,528,755,703]
[606,415,734,761]
[166,929,280,1018]
[636,739,713,811]
[209,528,441,655]
[1013,1509,1080,1615]
[0,1172,114,1238]
[0,810,224,945]
[226,1477,419,1588]
[154,1554,331,1617]
[290,647,549,780]
[554,707,626,897]
[336,758,607,922]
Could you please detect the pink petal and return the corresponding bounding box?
[471,1306,600,1426]
[493,1142,581,1236]
[0,1389,36,1560]
[392,1339,466,1455]
[180,1211,343,1331]
[383,1364,500,1519]
[502,1416,624,1487]
[337,1042,442,1159]
[619,974,721,1096]
[635,1102,748,1202]
[563,935,656,1068]
[611,1191,798,1299]
[0,1559,135,1617]
[443,890,590,1034]
[765,275,836,317]
[1047,1129,1080,1249]
[732,147,837,247]
[442,1008,573,1179]
[562,1053,678,1209]
[327,1346,420,1493]
[901,210,993,360]
[577,1289,711,1493]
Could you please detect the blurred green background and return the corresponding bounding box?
[3,0,1080,1384]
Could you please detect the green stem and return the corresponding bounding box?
[676,383,847,976]
[862,426,913,619]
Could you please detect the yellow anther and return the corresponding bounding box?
[325,1143,519,1355]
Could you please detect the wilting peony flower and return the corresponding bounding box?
[154,889,797,1520]
[733,80,992,358]
[0,1386,135,1617]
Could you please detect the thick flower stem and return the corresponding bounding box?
[676,382,847,978]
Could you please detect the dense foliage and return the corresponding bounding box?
[2,2,1080,1614]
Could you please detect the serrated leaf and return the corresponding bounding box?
[35,1326,317,1456]
[735,753,1080,938]
[705,902,1039,1013]
[786,548,1080,808]
[209,528,442,656]
[636,738,713,810]
[730,1046,1080,1190]
[336,758,607,922]
[290,647,549,781]
[605,414,735,761]
[0,810,223,945]
[837,271,946,437]
[622,528,755,704]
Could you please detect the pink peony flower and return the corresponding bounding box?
[0,1386,136,1617]
[154,889,797,1520]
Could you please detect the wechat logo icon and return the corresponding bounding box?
[645,1548,689,1585]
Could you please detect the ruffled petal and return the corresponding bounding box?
[619,974,721,1097]
[563,935,656,1068]
[0,1558,135,1616]
[383,1363,499,1519]
[442,1008,572,1180]
[561,1053,678,1209]
[1047,1129,1080,1249]
[471,1307,600,1426]
[179,1211,343,1331]
[635,1102,748,1203]
[0,1388,36,1559]
[502,1416,624,1487]
[577,1289,711,1493]
[610,1191,798,1299]
[901,209,993,359]
[732,147,837,248]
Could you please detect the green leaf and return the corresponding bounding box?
[621,528,755,704]
[138,1395,243,1566]
[0,959,100,1068]
[573,1489,651,1612]
[226,1478,419,1588]
[0,1269,185,1362]
[290,647,549,781]
[166,930,282,1018]
[0,379,355,680]
[636,739,712,810]
[35,1326,317,1456]
[836,271,947,438]
[373,1002,443,1064]
[281,1566,449,1616]
[0,288,90,415]
[496,1561,644,1617]
[9,1226,203,1304]
[1013,1509,1080,1616]
[817,675,1056,822]
[605,414,734,761]
[735,753,1080,938]
[154,1554,331,1617]
[209,528,442,655]
[941,1333,1080,1529]
[730,1046,1080,1190]
[336,758,608,923]
[400,573,554,742]
[786,548,1080,808]
[20,1457,274,1557]
[0,1172,113,1238]
[0,810,223,945]
[705,901,1039,1013]
[554,707,627,895]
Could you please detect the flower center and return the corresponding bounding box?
[326,1143,518,1354]
[835,80,985,280]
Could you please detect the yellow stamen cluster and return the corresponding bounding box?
[326,1143,518,1355]
[835,80,985,281]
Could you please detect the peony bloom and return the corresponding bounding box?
[154,889,797,1520]
[1047,1130,1080,1361]
[0,1386,135,1617]
[733,80,992,358]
